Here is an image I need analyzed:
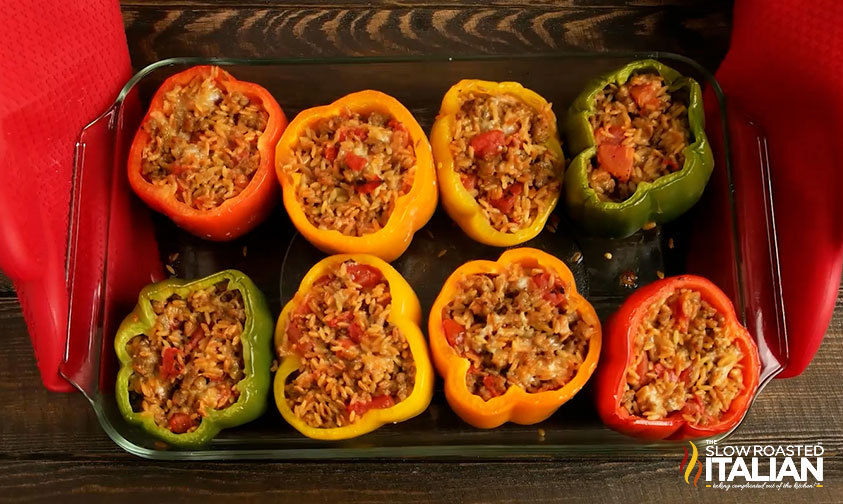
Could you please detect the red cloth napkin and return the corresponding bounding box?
[0,1,132,391]
[717,0,843,377]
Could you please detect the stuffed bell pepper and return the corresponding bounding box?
[128,65,287,241]
[431,80,565,247]
[115,270,273,447]
[564,60,714,238]
[594,275,760,440]
[429,248,601,429]
[274,254,434,439]
[275,91,436,262]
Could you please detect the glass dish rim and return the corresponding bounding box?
[68,50,781,460]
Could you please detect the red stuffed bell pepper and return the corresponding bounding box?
[595,275,760,440]
[128,65,287,241]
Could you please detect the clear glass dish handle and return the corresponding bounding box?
[61,87,164,400]
[690,94,788,388]
[60,106,119,400]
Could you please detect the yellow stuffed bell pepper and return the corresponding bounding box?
[274,254,434,440]
[428,248,601,429]
[275,90,437,262]
[430,80,565,247]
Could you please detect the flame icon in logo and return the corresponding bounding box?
[680,441,703,487]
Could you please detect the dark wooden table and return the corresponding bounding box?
[2,1,842,502]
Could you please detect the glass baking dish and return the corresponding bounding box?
[61,53,788,460]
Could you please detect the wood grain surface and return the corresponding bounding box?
[2,1,842,502]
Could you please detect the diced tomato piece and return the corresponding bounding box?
[325,312,353,328]
[337,129,347,142]
[337,337,354,349]
[287,320,303,342]
[531,272,552,291]
[483,375,503,398]
[345,152,367,171]
[347,394,395,416]
[168,413,195,434]
[369,394,395,410]
[509,183,523,196]
[674,291,699,332]
[679,367,692,384]
[629,82,661,110]
[388,118,405,132]
[461,174,477,192]
[346,263,384,288]
[185,326,205,352]
[387,118,411,147]
[324,144,338,162]
[348,322,364,344]
[597,143,634,182]
[313,275,332,286]
[663,157,679,171]
[489,194,516,214]
[293,339,314,355]
[170,164,190,175]
[544,291,567,307]
[355,178,382,194]
[353,127,368,140]
[636,354,650,386]
[160,347,183,381]
[470,129,505,159]
[442,318,465,347]
[595,126,625,146]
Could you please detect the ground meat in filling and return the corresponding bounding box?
[622,289,746,425]
[280,261,416,428]
[450,93,562,234]
[141,70,269,211]
[283,111,416,237]
[441,262,594,401]
[588,72,690,202]
[127,281,246,434]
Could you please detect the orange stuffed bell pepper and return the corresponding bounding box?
[275,91,436,262]
[128,65,287,241]
[274,254,434,440]
[594,275,760,440]
[428,248,601,429]
[430,80,565,247]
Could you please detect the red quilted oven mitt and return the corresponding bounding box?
[0,1,132,391]
[717,0,843,377]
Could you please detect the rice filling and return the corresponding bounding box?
[442,262,594,401]
[622,288,746,425]
[281,261,416,428]
[283,111,416,237]
[450,93,561,234]
[588,72,690,202]
[141,71,269,210]
[127,281,246,434]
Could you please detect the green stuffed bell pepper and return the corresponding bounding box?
[115,269,272,447]
[564,59,714,238]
